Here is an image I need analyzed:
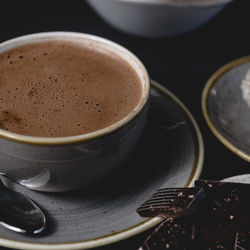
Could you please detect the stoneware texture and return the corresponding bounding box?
[224,174,250,183]
[0,80,204,249]
[0,32,150,192]
[87,0,232,38]
[202,56,250,162]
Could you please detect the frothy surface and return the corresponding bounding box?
[0,40,142,137]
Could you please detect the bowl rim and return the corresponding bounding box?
[111,0,233,7]
[0,32,150,146]
[202,55,250,162]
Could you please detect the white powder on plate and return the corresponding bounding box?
[241,69,250,107]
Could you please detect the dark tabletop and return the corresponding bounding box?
[0,0,249,249]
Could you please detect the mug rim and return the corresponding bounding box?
[0,32,150,145]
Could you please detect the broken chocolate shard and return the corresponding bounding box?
[141,216,196,250]
[232,223,250,250]
[136,187,202,219]
[197,224,250,249]
[198,237,235,250]
[138,180,250,249]
[195,180,250,244]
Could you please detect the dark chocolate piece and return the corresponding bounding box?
[198,224,250,249]
[141,216,196,250]
[234,223,250,249]
[137,187,202,218]
[195,180,250,244]
[199,237,235,249]
[138,180,250,249]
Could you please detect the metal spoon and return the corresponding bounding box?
[0,178,46,235]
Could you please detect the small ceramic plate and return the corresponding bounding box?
[224,174,250,183]
[0,80,204,250]
[202,56,250,162]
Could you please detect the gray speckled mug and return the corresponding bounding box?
[0,32,150,192]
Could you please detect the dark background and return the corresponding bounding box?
[0,0,250,249]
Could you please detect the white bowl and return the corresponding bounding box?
[87,0,233,37]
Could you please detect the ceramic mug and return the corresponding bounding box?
[0,32,150,192]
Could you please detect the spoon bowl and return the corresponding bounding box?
[0,176,46,235]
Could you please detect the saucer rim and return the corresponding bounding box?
[202,55,250,162]
[0,79,204,250]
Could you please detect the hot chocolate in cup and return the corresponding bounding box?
[0,32,150,192]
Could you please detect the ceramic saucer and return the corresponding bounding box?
[0,80,204,250]
[224,174,250,183]
[202,56,250,162]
